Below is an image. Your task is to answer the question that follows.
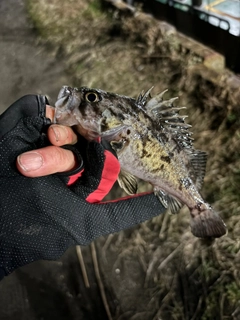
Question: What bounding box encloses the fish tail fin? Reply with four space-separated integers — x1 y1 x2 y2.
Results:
190 207 227 238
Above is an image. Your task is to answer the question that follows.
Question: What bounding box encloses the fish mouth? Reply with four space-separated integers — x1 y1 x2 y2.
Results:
54 86 81 125
55 86 80 112
57 86 72 100
54 86 101 140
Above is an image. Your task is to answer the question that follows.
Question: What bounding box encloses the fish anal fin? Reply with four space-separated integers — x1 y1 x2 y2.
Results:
118 170 138 195
190 208 227 238
190 150 207 190
167 195 182 214
154 189 182 214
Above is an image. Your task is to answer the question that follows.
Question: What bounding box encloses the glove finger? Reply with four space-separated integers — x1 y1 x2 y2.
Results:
70 140 120 202
86 148 120 202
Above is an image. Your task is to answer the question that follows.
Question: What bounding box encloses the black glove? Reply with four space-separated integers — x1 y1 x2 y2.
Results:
0 95 165 280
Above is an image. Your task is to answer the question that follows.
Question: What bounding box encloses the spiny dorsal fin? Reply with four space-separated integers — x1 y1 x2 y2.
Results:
144 89 168 110
118 169 138 195
144 89 193 150
150 97 179 113
136 86 154 107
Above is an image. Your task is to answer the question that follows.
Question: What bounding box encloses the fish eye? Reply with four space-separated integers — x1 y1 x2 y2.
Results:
85 92 100 103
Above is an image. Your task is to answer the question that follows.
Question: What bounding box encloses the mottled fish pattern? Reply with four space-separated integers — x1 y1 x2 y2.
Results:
54 86 227 238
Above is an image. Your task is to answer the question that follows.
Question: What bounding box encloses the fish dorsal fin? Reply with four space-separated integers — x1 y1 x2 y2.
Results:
118 169 138 195
189 150 207 190
136 86 154 107
144 89 168 109
144 89 193 149
146 91 185 124
155 189 182 214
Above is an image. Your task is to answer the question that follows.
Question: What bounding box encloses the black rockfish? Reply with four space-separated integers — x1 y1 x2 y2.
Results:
54 86 227 238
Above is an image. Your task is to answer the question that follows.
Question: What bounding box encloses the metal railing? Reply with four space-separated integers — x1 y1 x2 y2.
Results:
169 0 231 32
124 0 235 35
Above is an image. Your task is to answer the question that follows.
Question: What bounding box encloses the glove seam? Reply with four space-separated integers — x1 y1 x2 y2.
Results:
56 145 84 177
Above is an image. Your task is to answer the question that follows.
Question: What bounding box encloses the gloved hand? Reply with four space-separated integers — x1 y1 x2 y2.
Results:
0 95 165 280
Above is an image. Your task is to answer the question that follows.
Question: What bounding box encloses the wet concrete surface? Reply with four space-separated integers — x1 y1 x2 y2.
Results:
0 1 106 319
0 0 70 113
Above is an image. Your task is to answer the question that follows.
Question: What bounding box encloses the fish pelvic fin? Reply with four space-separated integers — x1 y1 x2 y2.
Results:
190 207 227 238
118 169 138 195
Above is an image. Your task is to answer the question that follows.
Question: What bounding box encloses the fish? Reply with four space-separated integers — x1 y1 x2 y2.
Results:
54 85 227 238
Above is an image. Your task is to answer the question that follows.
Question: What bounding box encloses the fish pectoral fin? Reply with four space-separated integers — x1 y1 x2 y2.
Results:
118 170 138 195
110 140 124 153
155 189 182 214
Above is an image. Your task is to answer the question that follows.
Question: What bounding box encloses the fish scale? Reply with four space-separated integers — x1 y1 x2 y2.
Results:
54 86 227 238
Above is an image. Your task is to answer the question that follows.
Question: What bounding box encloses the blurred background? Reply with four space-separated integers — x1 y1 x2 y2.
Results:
0 0 240 319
